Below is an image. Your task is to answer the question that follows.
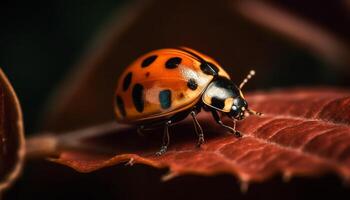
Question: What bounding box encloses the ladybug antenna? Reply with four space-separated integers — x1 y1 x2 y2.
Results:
239 70 255 89
247 108 263 116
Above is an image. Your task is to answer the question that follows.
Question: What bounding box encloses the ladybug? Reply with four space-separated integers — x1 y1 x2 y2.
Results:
114 47 262 155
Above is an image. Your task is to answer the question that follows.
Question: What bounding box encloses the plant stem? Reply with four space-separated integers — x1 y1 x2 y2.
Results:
25 122 132 159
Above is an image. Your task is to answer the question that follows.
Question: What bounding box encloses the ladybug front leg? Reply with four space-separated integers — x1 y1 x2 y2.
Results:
156 120 172 156
211 110 242 138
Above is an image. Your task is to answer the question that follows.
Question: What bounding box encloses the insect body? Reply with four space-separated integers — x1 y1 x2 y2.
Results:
114 47 261 155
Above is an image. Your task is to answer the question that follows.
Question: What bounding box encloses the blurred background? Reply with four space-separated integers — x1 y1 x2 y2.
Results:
1 0 350 134
1 0 127 133
1 0 349 199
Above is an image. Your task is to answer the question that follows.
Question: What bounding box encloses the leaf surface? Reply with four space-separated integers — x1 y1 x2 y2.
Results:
52 88 350 184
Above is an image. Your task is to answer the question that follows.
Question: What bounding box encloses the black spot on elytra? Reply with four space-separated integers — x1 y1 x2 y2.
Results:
159 90 172 109
122 72 132 91
116 95 126 117
200 62 219 76
178 93 185 99
141 55 157 68
132 84 144 112
165 57 182 69
211 97 225 109
187 78 198 90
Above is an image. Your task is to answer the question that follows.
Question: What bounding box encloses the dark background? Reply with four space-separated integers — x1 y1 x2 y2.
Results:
1 0 350 199
1 0 350 134
0 0 126 133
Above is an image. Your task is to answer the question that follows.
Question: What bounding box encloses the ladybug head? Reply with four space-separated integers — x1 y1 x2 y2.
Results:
228 70 262 120
202 70 262 119
229 96 248 120
227 95 262 120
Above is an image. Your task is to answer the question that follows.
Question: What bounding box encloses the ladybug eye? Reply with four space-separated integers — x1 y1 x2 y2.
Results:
230 105 240 118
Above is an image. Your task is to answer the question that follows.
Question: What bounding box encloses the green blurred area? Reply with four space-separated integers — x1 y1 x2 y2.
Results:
0 0 126 133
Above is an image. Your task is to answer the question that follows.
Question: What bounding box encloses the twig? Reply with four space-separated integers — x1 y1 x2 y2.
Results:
233 0 350 69
26 122 132 159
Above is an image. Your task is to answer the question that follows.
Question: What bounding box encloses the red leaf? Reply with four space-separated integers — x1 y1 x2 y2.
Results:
0 69 25 191
51 87 350 185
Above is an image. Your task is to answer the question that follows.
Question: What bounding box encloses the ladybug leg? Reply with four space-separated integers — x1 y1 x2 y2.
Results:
190 111 204 147
137 125 145 136
137 123 162 136
137 120 168 136
156 120 172 156
211 110 242 137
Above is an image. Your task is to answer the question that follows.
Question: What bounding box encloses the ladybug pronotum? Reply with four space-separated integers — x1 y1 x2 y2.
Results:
114 47 262 155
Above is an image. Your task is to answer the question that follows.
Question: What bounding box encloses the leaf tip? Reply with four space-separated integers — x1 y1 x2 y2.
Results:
238 173 251 193
161 171 179 182
283 171 293 182
239 181 250 193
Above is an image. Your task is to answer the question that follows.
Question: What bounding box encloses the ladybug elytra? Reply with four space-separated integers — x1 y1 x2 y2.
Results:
114 47 262 155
